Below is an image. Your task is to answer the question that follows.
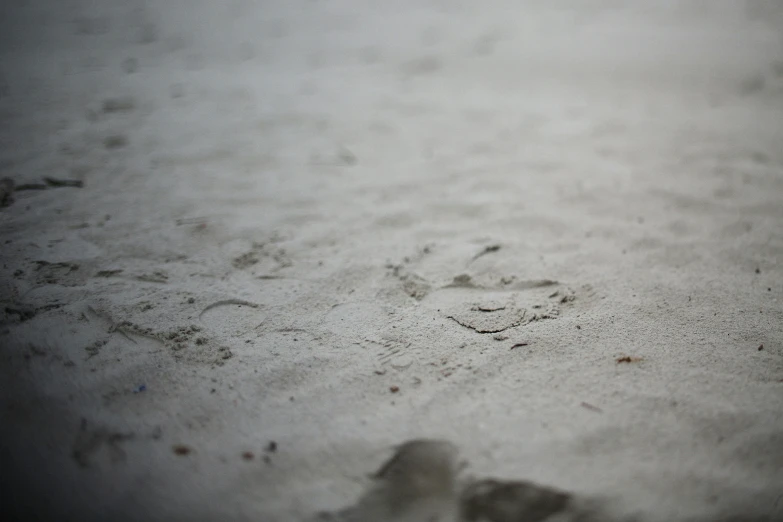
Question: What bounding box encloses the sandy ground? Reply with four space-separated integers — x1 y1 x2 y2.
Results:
1 1 783 521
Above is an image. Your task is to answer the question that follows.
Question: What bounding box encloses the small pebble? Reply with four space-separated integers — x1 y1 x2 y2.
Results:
172 444 192 456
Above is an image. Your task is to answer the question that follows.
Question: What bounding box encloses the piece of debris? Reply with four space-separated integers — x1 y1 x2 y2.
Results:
616 356 643 364
374 370 386 375
132 384 146 394
580 402 603 413
44 177 84 188
172 444 193 456
471 244 501 263
389 386 400 393
576 325 581 330
242 451 255 461
493 334 509 341
755 267 761 274
266 441 277 453
758 344 764 351
510 342 529 350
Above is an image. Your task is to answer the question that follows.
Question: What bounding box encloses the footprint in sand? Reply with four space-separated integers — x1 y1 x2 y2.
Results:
424 275 568 334
388 244 585 336
321 302 428 371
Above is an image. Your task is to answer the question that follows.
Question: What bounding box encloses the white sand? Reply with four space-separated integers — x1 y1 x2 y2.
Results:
1 1 782 521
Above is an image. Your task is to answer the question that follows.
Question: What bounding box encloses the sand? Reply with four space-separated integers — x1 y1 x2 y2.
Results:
1 1 782 521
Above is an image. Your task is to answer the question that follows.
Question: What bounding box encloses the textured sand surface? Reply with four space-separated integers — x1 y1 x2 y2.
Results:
1 1 783 521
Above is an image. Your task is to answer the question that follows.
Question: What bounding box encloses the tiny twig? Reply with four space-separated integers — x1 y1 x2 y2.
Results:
580 402 603 413
470 244 501 263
